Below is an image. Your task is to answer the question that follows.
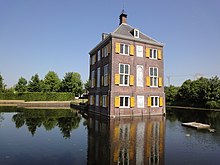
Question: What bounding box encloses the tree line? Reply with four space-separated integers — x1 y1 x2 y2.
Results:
165 76 220 109
0 71 89 97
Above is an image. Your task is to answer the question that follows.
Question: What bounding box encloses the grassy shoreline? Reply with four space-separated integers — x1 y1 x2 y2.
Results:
167 105 220 111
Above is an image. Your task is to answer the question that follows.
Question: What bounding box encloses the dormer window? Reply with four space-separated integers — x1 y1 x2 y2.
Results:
134 29 139 38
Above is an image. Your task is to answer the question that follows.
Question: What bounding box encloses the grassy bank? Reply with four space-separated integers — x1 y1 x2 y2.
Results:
0 92 75 101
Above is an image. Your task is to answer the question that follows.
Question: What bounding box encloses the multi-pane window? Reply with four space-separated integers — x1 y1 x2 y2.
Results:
91 55 96 65
150 49 157 59
90 95 93 105
120 44 129 55
149 67 158 87
97 67 100 88
120 96 130 108
91 70 95 88
103 46 108 58
96 95 99 106
102 95 107 107
104 64 108 86
150 96 159 107
97 50 101 61
119 64 130 86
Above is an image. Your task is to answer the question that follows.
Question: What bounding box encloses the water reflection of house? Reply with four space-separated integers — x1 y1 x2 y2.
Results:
87 115 165 165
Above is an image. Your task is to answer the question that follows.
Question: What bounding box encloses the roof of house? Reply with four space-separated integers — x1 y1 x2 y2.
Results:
89 22 163 54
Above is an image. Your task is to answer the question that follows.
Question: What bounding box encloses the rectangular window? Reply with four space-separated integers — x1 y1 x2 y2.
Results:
92 55 96 65
120 43 129 55
137 95 144 108
97 50 101 61
96 95 99 106
102 95 107 107
97 67 100 88
136 65 143 87
150 96 159 107
103 47 108 58
90 95 93 105
149 67 158 87
119 64 130 86
104 64 108 86
136 45 143 57
91 70 95 88
150 49 158 59
119 96 130 108
134 29 139 38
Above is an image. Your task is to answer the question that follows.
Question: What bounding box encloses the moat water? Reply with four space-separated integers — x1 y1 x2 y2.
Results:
0 106 220 165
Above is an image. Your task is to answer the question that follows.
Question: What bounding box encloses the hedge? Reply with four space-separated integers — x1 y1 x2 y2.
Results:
0 92 75 101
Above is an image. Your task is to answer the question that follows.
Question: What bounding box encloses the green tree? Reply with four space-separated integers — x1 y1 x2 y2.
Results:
27 74 42 92
61 72 83 96
15 77 27 92
84 80 90 94
0 74 6 92
43 71 61 92
165 85 179 105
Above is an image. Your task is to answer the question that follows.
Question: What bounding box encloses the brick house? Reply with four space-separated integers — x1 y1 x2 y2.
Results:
88 12 165 117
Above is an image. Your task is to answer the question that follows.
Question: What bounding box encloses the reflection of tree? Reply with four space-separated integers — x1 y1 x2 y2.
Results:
57 114 81 138
11 109 81 137
0 113 4 127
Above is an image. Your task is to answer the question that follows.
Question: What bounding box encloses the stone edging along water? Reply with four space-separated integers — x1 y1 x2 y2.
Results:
0 100 71 109
167 105 220 111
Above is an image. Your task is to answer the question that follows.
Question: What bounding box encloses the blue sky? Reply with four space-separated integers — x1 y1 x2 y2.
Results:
1 0 220 87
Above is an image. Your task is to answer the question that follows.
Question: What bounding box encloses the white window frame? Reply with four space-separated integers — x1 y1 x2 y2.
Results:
97 50 101 61
137 95 145 108
119 96 130 108
104 64 108 86
91 70 95 88
150 96 159 107
134 29 139 38
97 67 100 88
149 67 158 87
120 43 129 55
136 65 144 87
119 63 130 86
136 45 143 57
96 95 99 106
150 49 158 59
102 95 107 107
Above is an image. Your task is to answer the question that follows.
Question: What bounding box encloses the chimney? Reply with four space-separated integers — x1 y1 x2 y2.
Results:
119 10 127 25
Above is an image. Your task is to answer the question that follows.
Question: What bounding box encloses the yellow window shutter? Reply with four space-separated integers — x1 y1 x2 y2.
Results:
115 96 120 108
94 78 96 86
159 77 163 87
115 43 120 54
102 48 104 58
146 48 150 58
130 97 135 108
129 45 134 56
100 96 102 107
130 75 134 86
115 74 120 85
159 97 163 107
147 97 151 107
158 50 162 60
94 55 96 63
108 74 110 85
146 76 150 86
